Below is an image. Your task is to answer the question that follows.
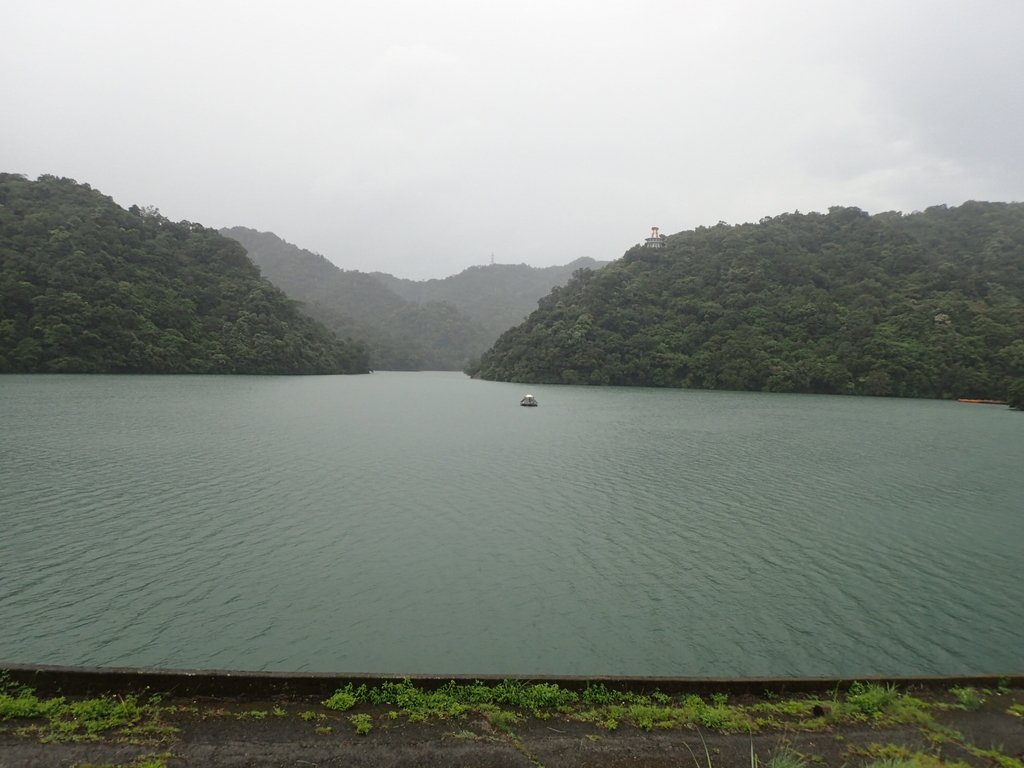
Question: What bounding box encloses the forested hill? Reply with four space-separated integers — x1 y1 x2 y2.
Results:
0 174 369 374
470 203 1024 401
372 258 607 341
220 227 604 371
220 226 491 370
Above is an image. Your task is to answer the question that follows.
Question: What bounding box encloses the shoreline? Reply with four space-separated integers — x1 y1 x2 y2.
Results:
4 661 1022 698
2 667 1022 768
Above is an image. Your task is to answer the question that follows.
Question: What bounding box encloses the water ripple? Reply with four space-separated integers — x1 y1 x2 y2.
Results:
1 374 1021 675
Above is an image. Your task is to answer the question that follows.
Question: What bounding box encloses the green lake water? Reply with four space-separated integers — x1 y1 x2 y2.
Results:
1 372 1020 676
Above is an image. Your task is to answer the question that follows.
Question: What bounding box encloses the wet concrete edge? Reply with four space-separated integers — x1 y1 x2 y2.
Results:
3 663 1021 699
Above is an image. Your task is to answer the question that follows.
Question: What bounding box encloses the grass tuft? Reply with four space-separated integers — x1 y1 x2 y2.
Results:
0 678 173 743
765 748 806 768
949 687 983 711
846 682 902 717
349 713 373 735
323 683 366 711
485 708 522 733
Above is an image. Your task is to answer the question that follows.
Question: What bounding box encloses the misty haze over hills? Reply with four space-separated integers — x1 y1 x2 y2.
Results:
372 258 608 340
221 226 606 371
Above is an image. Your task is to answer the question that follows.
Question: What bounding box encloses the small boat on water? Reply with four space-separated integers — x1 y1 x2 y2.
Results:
520 393 538 407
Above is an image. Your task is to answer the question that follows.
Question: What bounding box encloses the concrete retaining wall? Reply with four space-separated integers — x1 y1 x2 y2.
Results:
3 663 1021 699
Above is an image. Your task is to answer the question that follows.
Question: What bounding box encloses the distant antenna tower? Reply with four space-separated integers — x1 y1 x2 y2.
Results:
644 226 667 248
490 252 495 265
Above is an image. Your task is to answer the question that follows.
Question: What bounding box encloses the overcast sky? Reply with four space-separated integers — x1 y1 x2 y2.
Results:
3 1 1022 279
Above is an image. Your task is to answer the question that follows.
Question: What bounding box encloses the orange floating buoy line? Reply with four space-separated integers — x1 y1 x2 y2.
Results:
957 398 1008 405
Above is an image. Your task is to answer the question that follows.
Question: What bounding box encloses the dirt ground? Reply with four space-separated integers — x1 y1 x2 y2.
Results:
1 686 1021 768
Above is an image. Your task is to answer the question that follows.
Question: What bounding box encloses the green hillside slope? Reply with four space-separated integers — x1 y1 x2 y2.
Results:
470 203 1024 400
0 174 368 374
221 226 492 370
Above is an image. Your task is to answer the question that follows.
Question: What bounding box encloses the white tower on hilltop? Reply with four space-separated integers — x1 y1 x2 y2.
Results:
644 226 666 248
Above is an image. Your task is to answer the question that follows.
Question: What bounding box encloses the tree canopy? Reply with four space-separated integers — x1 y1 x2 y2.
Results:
0 174 368 374
469 203 1024 400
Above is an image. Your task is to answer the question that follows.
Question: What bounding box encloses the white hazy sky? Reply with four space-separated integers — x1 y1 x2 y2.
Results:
3 1 1022 279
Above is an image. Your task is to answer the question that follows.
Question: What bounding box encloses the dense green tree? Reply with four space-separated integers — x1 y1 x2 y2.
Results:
470 203 1024 400
1008 380 1024 409
0 174 368 374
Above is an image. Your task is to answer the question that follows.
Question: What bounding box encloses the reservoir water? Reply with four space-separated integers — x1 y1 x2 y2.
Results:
1 372 1021 677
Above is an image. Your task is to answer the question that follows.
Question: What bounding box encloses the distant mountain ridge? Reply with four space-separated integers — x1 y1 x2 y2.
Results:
220 226 488 370
0 174 368 374
470 202 1024 401
221 226 606 370
373 257 607 341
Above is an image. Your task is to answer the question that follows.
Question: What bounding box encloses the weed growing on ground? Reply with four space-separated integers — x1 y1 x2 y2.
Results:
626 703 676 730
750 696 822 719
349 713 373 735
0 688 64 720
0 679 173 744
577 705 623 730
9 674 1010 754
484 708 522 733
484 679 578 714
581 682 671 707
961 745 1024 768
949 687 983 711
847 682 902 717
765 748 806 768
581 683 625 705
322 678 584 721
366 680 469 720
850 741 983 768
323 684 365 711
235 709 268 720
314 680 792 732
947 687 971 709
826 682 935 729
863 760 916 768
447 729 484 740
860 753 972 768
50 695 144 737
